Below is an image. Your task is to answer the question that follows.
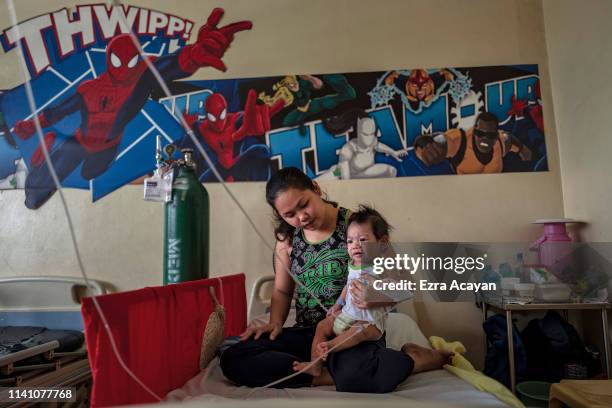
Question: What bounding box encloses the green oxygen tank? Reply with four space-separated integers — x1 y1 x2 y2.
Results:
163 148 209 284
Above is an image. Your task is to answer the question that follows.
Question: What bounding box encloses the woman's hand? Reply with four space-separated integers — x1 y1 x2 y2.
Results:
239 321 282 341
327 303 342 317
350 273 394 309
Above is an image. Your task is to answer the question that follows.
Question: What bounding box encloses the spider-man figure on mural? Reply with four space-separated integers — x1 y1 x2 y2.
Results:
504 79 547 171
183 89 284 182
12 8 251 209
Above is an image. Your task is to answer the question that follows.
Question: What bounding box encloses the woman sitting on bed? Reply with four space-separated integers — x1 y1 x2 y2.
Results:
220 167 451 392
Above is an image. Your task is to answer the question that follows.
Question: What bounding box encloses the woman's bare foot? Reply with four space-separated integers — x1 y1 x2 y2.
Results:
292 360 322 376
311 367 334 387
401 342 454 373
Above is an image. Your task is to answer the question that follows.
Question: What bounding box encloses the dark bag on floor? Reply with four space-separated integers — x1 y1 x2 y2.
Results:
521 310 590 382
483 314 527 388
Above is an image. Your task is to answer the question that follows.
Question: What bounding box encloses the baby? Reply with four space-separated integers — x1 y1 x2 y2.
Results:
293 205 396 376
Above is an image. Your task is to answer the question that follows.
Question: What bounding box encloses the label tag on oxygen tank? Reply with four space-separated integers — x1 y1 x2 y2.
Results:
144 170 173 202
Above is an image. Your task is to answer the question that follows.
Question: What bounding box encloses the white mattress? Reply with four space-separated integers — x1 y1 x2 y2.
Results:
165 358 509 408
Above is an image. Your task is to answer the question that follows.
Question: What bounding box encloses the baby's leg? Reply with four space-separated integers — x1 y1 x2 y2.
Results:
293 316 335 376
312 315 335 358
320 322 381 357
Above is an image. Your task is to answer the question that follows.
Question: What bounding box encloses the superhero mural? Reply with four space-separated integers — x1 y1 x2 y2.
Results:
0 6 548 210
0 5 251 209
154 66 547 182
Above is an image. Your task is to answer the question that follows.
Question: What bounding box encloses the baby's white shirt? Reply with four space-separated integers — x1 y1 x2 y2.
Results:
341 263 388 333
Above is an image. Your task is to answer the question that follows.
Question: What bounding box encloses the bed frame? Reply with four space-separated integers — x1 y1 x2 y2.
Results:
0 276 105 404
248 275 275 322
0 276 105 330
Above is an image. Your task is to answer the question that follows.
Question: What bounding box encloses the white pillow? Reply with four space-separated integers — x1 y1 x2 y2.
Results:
385 312 430 350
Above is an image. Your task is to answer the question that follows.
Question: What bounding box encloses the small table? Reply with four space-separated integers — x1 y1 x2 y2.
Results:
481 299 611 394
549 379 612 408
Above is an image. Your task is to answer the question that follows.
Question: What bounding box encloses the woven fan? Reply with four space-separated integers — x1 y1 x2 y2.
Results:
199 285 225 370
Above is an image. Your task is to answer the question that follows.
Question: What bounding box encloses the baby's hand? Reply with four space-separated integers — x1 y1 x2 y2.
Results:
327 303 342 317
316 341 331 361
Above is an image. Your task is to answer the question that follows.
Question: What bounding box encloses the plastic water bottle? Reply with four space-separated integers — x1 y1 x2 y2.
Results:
515 253 527 283
499 262 514 278
481 265 502 301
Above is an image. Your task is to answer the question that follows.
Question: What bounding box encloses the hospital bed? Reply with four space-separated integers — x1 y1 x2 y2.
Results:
164 275 511 407
0 276 105 406
79 274 514 407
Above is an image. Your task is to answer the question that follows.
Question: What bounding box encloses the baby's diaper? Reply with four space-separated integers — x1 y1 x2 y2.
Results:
332 312 356 335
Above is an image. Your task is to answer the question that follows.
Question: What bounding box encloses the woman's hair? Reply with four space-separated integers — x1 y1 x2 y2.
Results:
347 204 393 240
265 167 336 242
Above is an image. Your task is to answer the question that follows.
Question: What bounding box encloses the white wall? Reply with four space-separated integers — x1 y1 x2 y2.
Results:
0 0 564 367
543 0 612 367
543 0 612 241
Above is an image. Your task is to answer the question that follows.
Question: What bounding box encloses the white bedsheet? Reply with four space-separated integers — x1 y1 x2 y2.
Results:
165 358 509 408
